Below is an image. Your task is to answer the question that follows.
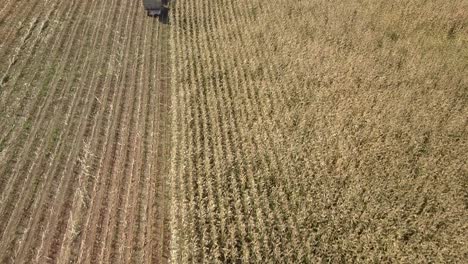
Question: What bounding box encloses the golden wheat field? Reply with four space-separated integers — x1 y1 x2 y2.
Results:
169 0 467 262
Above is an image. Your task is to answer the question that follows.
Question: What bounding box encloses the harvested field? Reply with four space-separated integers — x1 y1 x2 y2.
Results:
0 0 170 263
169 0 467 262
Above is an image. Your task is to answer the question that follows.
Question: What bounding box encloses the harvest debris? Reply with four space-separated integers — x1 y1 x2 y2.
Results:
0 0 170 263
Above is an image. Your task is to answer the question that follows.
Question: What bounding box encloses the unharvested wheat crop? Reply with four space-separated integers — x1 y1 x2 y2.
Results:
169 0 468 262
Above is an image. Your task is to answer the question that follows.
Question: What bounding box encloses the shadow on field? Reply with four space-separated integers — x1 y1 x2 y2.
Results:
158 7 170 24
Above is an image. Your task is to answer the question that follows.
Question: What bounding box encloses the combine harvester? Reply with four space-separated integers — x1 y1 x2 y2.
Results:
143 0 165 17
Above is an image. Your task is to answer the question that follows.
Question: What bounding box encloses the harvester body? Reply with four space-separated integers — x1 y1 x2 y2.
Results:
143 0 163 16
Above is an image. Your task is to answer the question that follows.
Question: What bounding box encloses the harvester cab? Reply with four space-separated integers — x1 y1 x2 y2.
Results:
143 0 165 17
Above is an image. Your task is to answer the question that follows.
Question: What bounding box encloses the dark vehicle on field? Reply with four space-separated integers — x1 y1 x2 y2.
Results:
143 0 164 16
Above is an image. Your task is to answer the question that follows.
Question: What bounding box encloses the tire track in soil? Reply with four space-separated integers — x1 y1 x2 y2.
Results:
158 21 172 263
155 10 173 263
139 21 157 264
128 17 156 264
127 16 170 264
146 17 168 263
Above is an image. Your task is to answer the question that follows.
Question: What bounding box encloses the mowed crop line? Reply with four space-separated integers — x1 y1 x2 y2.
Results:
74 2 142 263
116 18 151 263
58 0 131 260
0 0 58 83
119 18 150 263
161 21 172 263
0 0 90 235
35 0 134 261
0 0 130 260
0 0 106 260
0 0 80 198
150 17 171 263
0 1 76 138
143 20 158 264
144 16 171 263
57 0 138 261
134 17 157 264
97 8 146 264
1 0 172 263
0 0 85 241
118 16 157 264
69 5 136 263
0 0 63 139
86 7 143 264
21 0 124 261
0 0 39 25
2 0 98 228
0 0 72 196
113 13 164 262
0 0 43 57
0 0 77 189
